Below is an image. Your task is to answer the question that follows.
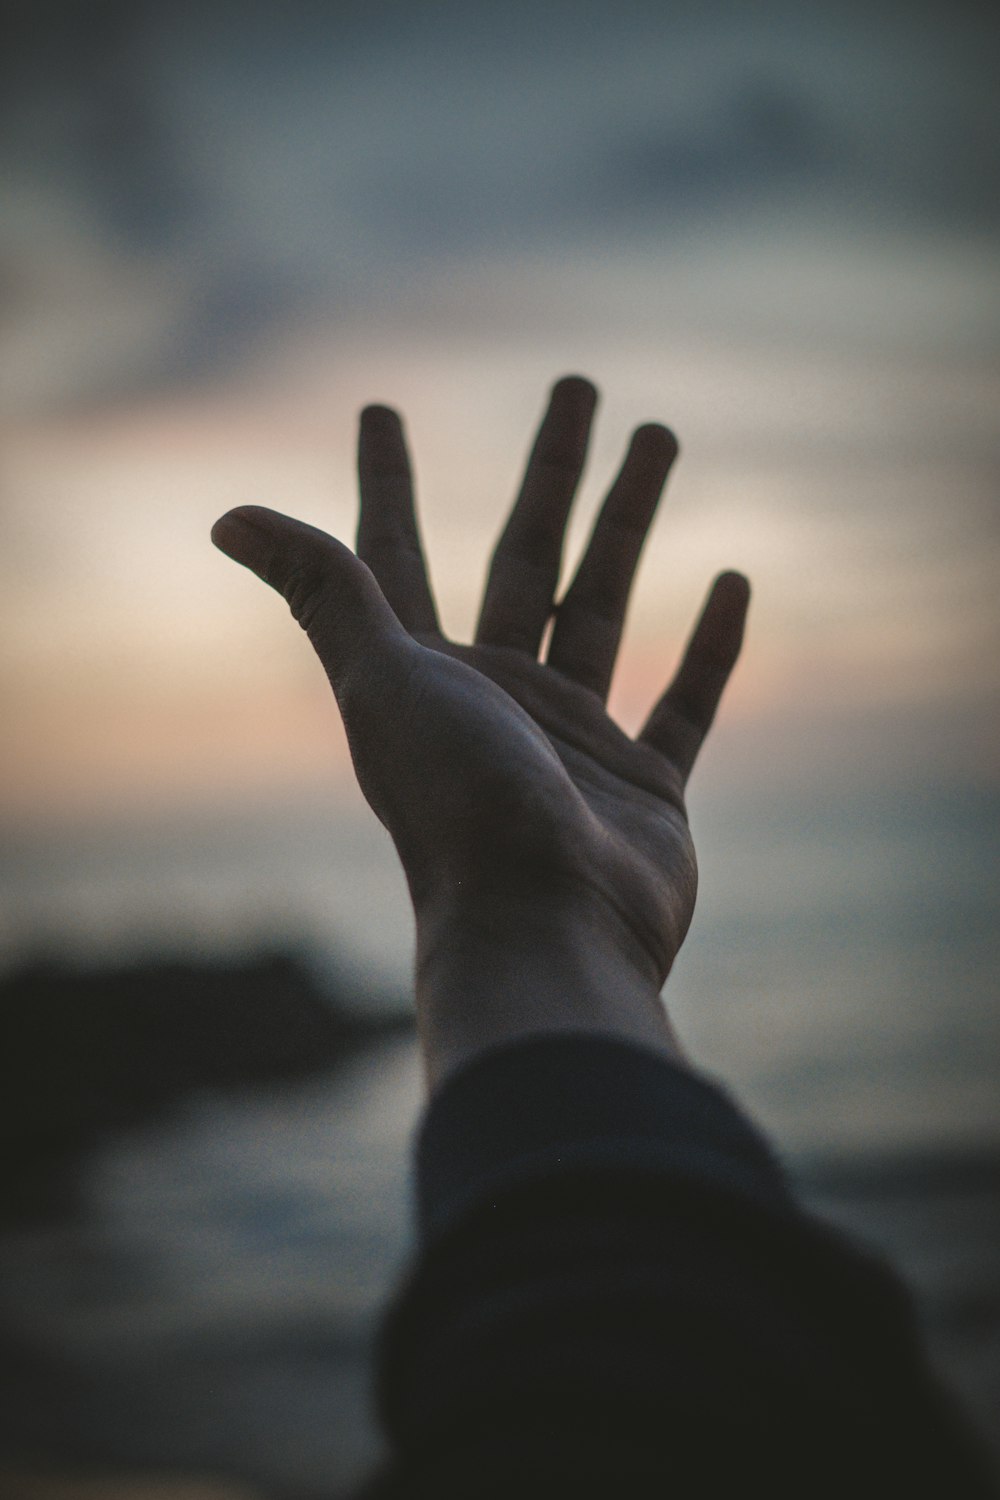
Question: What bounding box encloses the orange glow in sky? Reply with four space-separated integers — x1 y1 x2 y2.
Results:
3 321 997 823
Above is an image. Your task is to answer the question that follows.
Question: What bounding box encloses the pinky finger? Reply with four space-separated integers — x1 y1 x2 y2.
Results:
638 571 750 782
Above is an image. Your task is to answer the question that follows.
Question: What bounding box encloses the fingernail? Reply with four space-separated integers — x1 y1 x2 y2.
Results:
211 509 268 561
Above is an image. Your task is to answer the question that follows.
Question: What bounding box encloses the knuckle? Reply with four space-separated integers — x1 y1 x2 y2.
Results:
281 558 328 633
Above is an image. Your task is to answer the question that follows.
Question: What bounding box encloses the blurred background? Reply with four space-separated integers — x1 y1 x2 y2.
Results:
1 1 997 1495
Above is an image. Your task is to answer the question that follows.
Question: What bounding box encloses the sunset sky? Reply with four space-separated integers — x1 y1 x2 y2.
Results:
1 1 997 996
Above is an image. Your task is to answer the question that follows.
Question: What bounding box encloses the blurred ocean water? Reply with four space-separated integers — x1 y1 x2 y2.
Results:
1 1035 997 1497
2 779 996 1153
674 780 1000 1157
1 781 998 1494
0 1040 420 1496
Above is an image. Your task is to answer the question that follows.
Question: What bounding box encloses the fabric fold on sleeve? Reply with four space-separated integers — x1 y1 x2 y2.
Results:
369 1032 998 1498
414 1031 792 1242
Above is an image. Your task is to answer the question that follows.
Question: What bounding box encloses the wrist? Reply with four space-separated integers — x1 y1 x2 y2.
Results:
412 879 687 1092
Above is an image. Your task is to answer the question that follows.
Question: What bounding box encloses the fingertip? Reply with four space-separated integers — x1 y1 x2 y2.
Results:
631 422 679 464
551 373 598 407
700 571 751 665
212 504 272 535
713 570 751 606
211 506 275 562
359 403 403 429
210 513 236 550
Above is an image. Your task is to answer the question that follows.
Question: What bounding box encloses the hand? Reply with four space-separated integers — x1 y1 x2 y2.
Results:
212 376 749 1083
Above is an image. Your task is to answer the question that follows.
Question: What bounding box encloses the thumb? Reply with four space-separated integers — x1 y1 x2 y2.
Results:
211 505 407 693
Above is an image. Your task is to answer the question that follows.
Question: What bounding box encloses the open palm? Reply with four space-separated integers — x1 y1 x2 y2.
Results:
212 376 749 989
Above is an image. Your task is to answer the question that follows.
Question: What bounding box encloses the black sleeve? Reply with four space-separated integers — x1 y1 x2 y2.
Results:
364 1034 996 1498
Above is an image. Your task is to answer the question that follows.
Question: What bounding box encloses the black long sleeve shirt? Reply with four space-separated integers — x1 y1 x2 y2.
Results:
363 1034 995 1497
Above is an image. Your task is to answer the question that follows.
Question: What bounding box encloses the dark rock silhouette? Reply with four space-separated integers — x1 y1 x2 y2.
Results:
1 947 412 1220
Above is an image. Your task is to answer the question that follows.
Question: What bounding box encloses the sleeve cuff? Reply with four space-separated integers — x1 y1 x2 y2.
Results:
414 1032 793 1241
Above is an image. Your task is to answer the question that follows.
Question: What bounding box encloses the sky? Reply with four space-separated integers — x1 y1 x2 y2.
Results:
1 0 997 985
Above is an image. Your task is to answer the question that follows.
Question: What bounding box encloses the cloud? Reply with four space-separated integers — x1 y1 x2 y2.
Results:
1 0 997 411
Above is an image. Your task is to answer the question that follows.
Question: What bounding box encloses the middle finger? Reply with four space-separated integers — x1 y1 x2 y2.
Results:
475 375 597 654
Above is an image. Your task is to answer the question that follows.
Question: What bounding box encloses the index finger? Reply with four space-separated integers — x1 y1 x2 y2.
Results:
357 404 440 636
